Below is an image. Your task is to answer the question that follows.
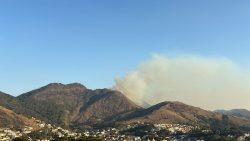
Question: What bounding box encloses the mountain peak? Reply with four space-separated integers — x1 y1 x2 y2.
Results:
45 83 87 90
18 83 88 101
38 82 88 93
46 82 64 86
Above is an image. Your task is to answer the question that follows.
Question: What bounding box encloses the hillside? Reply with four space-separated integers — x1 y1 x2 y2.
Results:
118 101 250 129
0 106 37 129
17 83 140 128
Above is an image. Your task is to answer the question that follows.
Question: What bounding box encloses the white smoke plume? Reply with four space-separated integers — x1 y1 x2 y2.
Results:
114 54 250 110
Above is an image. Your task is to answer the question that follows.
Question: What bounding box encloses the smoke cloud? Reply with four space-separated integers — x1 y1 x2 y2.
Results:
114 54 250 110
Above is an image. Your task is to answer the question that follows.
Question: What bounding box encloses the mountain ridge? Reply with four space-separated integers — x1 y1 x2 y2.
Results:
15 83 140 128
117 101 250 129
216 109 250 120
1 83 250 130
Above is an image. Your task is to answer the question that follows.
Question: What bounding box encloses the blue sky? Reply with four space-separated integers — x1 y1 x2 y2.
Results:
0 0 250 96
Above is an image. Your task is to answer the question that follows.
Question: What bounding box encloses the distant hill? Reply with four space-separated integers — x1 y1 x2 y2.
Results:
17 83 140 128
118 101 250 129
215 109 250 120
0 106 37 129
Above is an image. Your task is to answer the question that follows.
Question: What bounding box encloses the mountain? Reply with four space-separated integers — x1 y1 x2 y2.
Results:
0 106 37 129
215 109 250 120
118 101 250 129
2 83 250 131
17 83 140 128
